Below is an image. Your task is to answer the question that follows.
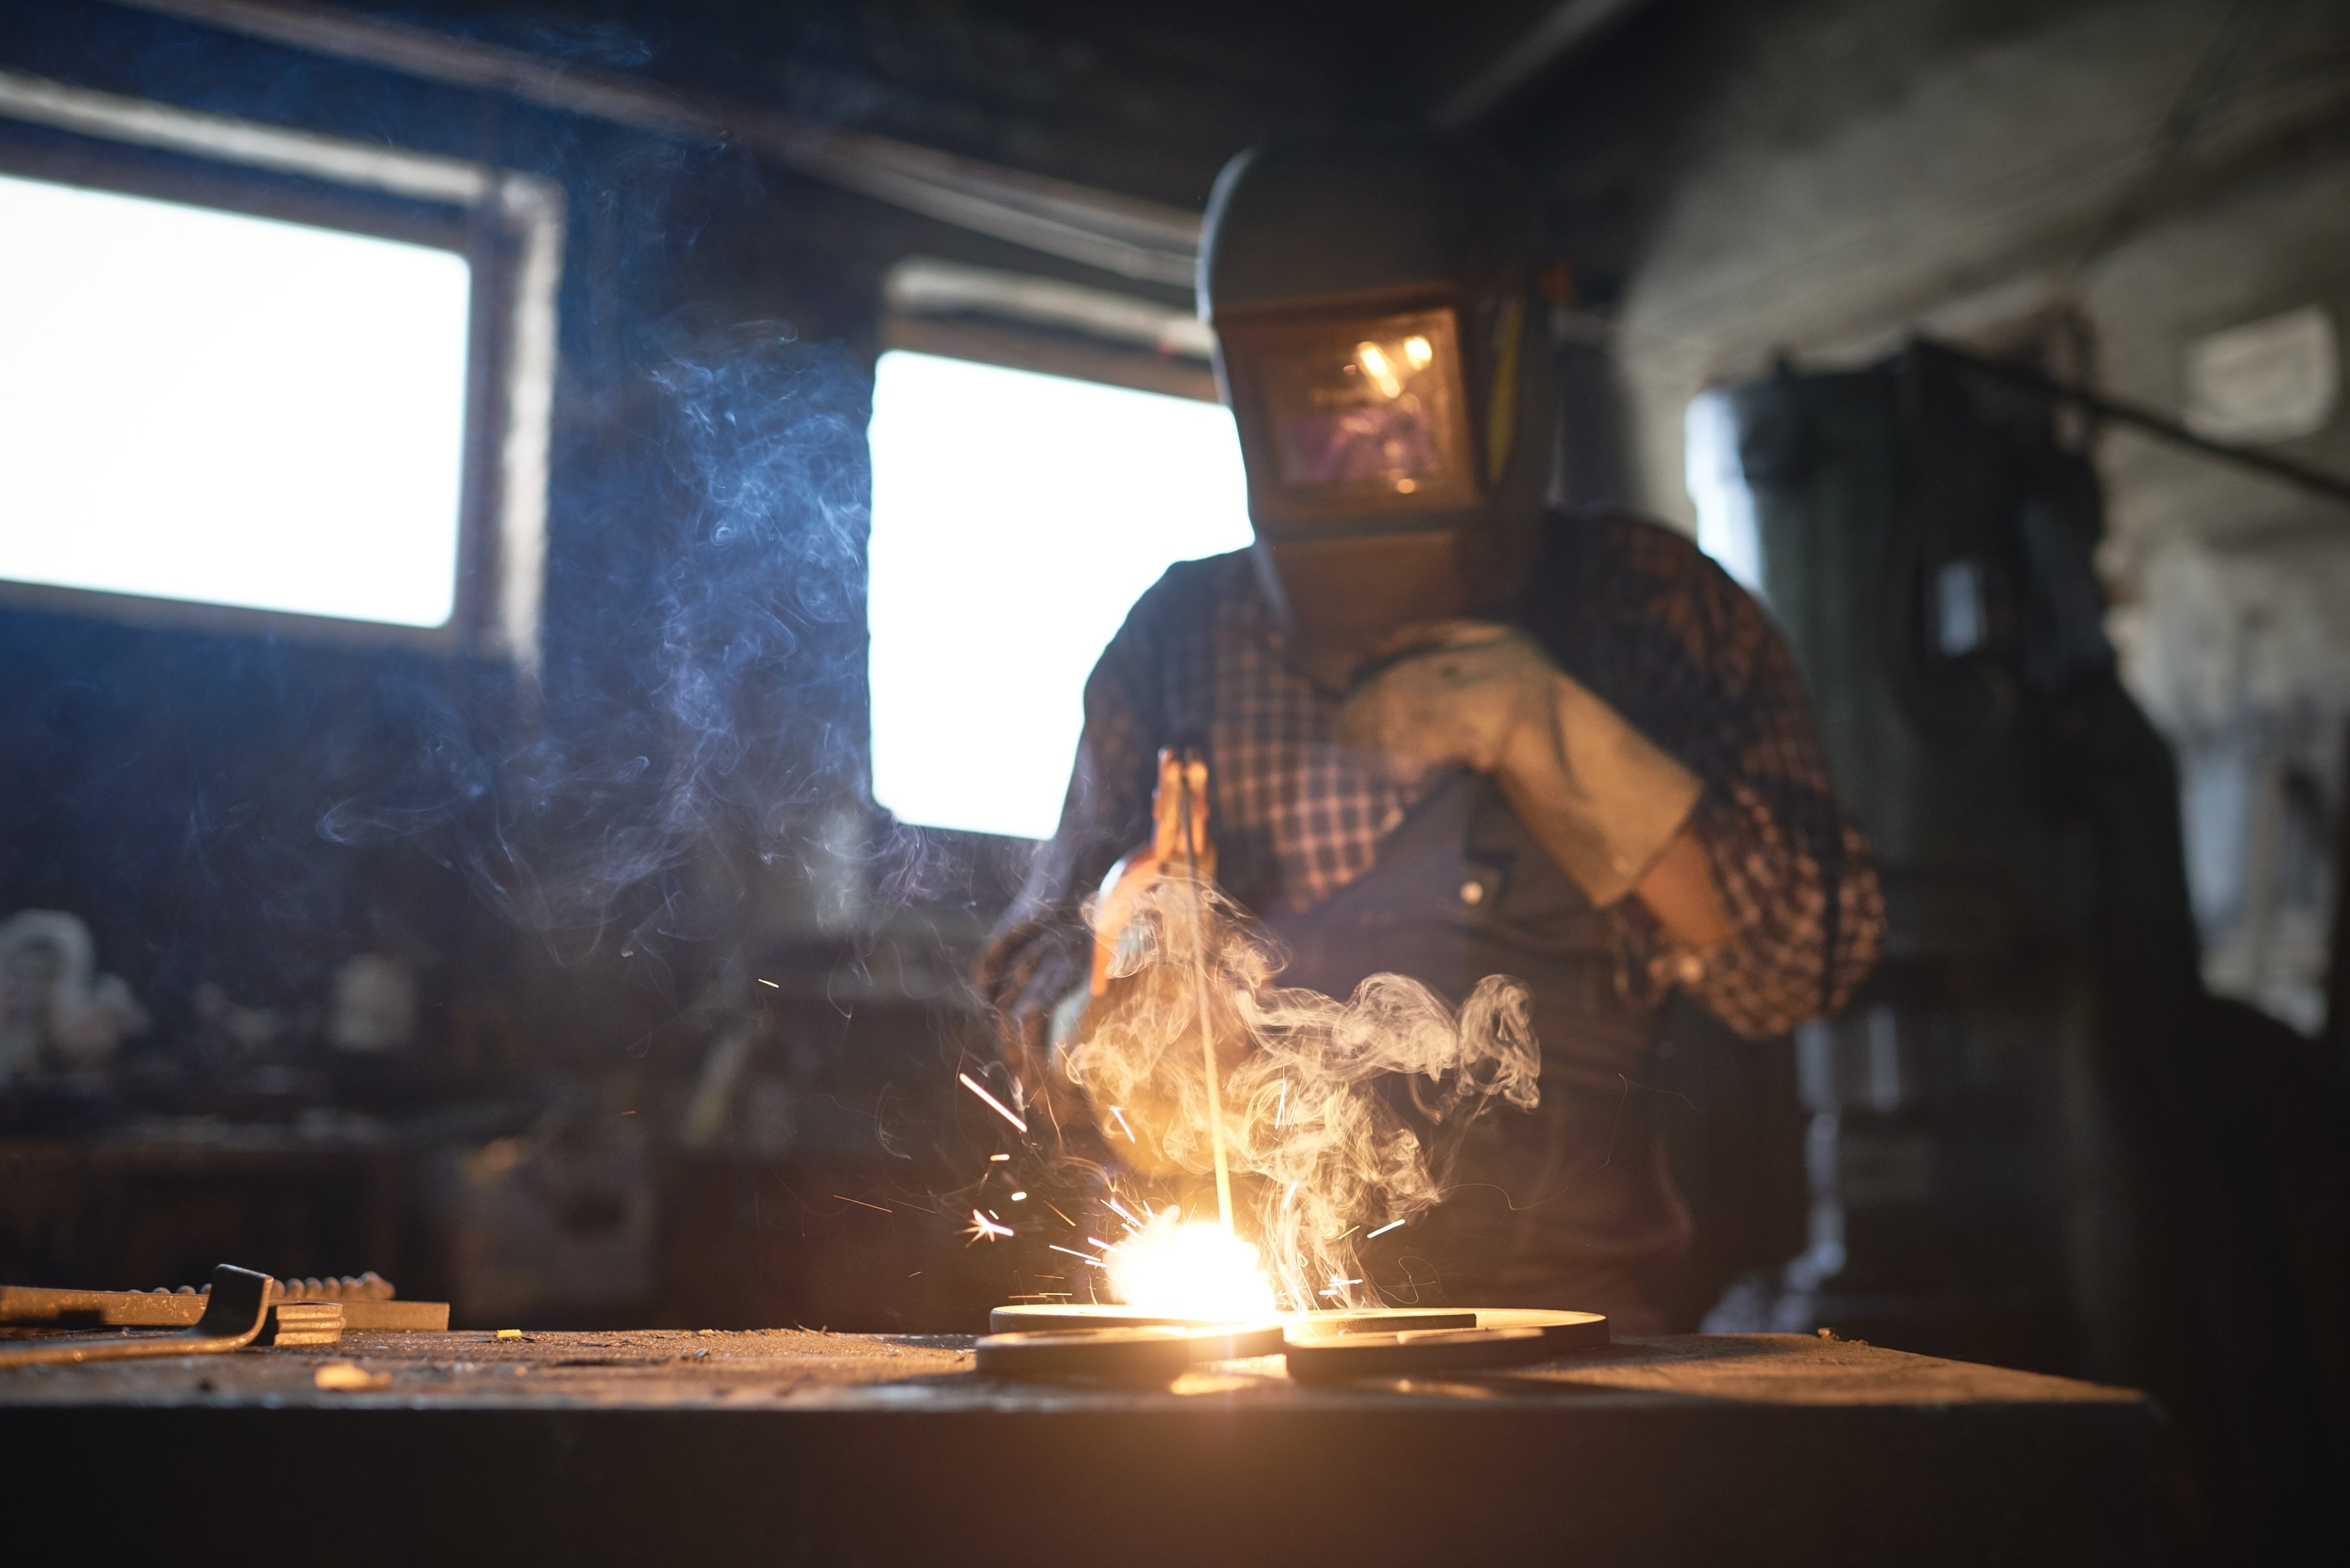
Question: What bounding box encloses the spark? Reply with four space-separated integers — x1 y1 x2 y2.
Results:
1275 1081 1287 1127
1104 1197 1141 1230
1042 1200 1077 1226
1108 1105 1137 1142
1086 1236 1126 1253
989 1152 1010 1162
755 977 780 989
1366 1219 1405 1239
1010 1191 1028 1202
965 1209 1014 1244
958 1071 1028 1133
1283 1181 1300 1209
833 1195 891 1214
1047 1244 1107 1267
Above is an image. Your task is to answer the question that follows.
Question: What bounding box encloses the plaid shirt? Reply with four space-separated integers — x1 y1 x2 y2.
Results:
980 511 1883 1046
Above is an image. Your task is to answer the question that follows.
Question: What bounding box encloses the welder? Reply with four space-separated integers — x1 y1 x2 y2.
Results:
979 131 1883 1328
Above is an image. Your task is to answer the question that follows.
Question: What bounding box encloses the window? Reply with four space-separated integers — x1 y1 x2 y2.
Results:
0 173 472 628
867 351 1254 840
0 70 561 665
1685 389 1764 595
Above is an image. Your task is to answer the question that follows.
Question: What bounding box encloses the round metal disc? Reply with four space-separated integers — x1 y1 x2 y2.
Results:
1474 1308 1611 1350
990 1303 1480 1334
989 1304 1259 1334
975 1322 1287 1379
1284 1308 1479 1334
1282 1325 1551 1381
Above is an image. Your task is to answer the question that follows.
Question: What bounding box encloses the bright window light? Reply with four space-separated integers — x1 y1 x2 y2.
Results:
868 351 1254 840
0 172 473 628
1685 390 1764 597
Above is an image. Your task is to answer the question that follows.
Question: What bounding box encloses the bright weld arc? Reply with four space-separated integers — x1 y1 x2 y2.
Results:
958 1071 1029 1133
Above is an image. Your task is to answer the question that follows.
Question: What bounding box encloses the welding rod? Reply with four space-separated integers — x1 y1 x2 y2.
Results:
1174 749 1235 1234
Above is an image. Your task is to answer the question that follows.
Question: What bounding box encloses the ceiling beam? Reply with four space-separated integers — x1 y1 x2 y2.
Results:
105 0 1204 286
1430 0 1658 128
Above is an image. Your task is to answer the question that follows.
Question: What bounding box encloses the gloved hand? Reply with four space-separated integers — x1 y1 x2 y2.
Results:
1334 621 1704 908
1068 747 1240 1176
1089 748 1215 996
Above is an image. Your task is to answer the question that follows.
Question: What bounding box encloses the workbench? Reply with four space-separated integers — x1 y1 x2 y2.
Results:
1 1328 2157 1565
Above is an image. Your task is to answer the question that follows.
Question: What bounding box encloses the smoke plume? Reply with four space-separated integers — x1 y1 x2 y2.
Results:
1064 873 1540 1311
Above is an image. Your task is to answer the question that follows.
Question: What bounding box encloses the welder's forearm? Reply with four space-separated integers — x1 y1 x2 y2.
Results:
1492 672 1708 910
1667 790 1887 1039
1633 825 1734 947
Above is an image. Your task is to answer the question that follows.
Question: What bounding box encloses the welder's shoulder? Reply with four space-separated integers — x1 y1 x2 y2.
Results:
1537 508 1762 623
1540 508 1715 583
1108 548 1252 642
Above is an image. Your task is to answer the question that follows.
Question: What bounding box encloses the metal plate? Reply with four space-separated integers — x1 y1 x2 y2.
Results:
1282 1325 1550 1381
988 1303 1477 1334
1473 1308 1610 1350
975 1322 1287 1379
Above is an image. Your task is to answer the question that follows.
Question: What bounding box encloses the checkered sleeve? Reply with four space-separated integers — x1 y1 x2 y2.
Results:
1542 516 1884 1039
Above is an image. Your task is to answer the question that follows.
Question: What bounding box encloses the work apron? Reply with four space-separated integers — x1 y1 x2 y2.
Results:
1256 769 1689 1322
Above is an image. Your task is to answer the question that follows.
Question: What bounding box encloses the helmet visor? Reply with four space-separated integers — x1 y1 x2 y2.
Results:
1219 304 1478 532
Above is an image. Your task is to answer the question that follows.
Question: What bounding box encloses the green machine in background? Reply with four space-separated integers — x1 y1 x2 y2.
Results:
1700 342 2344 1557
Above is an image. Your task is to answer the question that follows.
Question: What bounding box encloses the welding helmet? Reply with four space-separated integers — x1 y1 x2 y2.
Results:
1199 132 1552 649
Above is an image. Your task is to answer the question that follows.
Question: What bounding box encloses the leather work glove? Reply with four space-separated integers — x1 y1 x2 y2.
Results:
1334 621 1704 909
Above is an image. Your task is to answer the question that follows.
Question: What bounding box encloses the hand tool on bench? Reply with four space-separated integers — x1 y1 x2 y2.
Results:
0 1270 448 1332
0 1263 273 1368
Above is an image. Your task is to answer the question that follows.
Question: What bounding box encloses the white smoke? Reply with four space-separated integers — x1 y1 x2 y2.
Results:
1063 873 1540 1310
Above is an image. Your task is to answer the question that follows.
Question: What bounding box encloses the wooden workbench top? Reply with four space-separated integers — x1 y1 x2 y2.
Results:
0 1330 2158 1565
0 1325 2142 1411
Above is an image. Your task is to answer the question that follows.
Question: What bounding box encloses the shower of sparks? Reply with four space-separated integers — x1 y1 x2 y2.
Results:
1366 1219 1405 1239
958 1071 1029 1133
965 1209 1014 1243
1108 1105 1137 1142
1048 1244 1107 1267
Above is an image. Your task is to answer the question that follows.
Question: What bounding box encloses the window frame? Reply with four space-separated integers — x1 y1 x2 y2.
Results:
0 70 561 673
